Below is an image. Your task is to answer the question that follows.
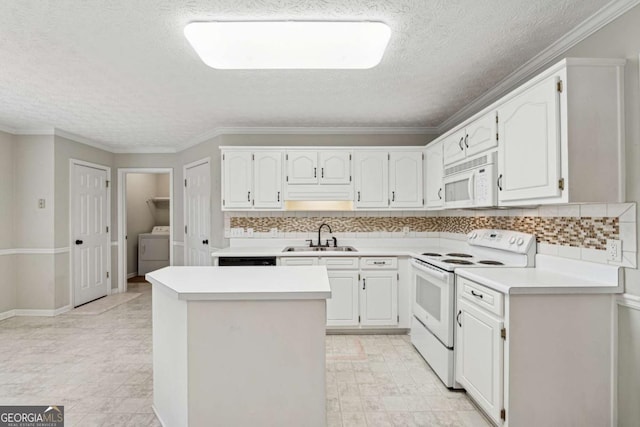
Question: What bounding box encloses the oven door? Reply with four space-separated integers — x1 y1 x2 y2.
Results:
411 259 455 348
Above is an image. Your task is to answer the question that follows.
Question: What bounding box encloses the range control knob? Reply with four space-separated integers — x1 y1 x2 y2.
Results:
517 237 525 246
471 232 478 239
509 236 516 244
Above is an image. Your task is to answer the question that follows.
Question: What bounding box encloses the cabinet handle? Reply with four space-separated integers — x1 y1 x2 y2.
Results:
456 310 462 327
202 239 209 245
459 137 464 151
277 191 280 202
321 168 324 178
373 261 385 265
392 191 395 202
247 191 251 201
314 167 317 178
357 191 361 202
75 239 83 245
362 278 366 290
471 290 484 299
497 174 503 191
438 188 442 200
464 134 469 148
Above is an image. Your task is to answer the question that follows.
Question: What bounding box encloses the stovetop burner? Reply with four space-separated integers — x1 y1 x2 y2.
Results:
422 252 442 257
478 260 504 265
446 253 473 258
443 259 474 265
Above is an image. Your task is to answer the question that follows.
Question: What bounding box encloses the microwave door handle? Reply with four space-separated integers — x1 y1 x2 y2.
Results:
467 172 475 202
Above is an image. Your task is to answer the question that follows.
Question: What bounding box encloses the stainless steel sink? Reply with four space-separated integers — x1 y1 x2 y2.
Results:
282 246 357 253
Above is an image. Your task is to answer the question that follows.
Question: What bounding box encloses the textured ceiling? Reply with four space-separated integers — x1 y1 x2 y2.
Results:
0 0 610 149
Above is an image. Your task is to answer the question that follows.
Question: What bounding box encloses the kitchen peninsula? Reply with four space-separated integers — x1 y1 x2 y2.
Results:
146 266 331 427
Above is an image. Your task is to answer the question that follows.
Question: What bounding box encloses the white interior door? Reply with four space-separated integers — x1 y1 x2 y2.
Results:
72 163 110 306
184 160 211 266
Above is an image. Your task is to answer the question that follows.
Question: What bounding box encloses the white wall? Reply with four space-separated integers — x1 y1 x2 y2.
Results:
125 173 169 276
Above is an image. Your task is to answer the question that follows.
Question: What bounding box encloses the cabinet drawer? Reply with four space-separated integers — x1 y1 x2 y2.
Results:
279 257 318 266
319 257 359 270
458 277 504 317
360 257 397 270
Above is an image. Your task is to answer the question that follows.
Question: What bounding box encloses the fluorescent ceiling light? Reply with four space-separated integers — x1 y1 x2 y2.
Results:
184 21 391 70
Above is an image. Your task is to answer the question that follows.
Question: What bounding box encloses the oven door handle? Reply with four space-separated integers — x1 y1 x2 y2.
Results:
467 171 475 202
410 259 449 282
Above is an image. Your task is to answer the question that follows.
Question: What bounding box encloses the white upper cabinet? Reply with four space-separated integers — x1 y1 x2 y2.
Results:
319 151 351 184
443 130 467 165
465 112 498 157
286 151 318 184
222 151 253 209
425 141 444 208
497 58 624 205
443 113 497 166
222 150 283 210
389 151 424 208
354 151 389 208
253 151 283 209
498 75 561 203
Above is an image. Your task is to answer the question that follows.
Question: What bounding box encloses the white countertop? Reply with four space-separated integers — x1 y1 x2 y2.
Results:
456 254 623 295
146 266 332 301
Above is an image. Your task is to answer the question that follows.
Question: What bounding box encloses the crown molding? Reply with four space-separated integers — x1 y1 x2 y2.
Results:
111 146 177 154
54 129 117 153
438 0 640 132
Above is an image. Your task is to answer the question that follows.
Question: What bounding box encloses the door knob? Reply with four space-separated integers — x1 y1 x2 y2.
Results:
203 239 209 245
75 240 83 245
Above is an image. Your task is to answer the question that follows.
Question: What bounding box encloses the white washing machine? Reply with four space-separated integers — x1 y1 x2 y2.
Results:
138 226 170 275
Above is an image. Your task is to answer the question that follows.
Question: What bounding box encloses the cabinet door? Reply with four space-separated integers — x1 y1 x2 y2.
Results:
360 271 398 326
253 151 283 209
286 151 318 184
465 111 498 157
222 151 252 209
389 151 424 208
354 151 389 208
443 130 466 166
279 257 318 266
498 75 561 203
425 142 444 208
326 271 359 326
319 151 351 185
455 299 504 425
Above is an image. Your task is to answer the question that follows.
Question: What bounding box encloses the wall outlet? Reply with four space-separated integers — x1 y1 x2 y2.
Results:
246 228 254 237
38 198 45 209
230 228 244 238
270 228 278 237
607 239 622 262
402 226 410 236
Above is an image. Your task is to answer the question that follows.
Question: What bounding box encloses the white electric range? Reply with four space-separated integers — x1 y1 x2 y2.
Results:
410 229 536 388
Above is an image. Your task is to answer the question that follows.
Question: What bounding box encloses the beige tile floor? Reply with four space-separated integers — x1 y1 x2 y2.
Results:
0 282 491 427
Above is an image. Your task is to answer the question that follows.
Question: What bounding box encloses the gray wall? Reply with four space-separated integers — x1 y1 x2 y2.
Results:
0 130 15 313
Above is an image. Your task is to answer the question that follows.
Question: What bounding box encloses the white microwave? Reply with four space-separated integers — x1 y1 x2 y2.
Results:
443 153 497 208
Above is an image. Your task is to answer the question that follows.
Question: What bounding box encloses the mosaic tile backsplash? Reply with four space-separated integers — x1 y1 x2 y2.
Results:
230 215 619 250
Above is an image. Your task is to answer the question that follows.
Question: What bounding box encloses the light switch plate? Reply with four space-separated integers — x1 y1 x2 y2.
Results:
270 228 278 237
38 199 46 209
246 228 254 237
607 239 622 262
402 226 410 236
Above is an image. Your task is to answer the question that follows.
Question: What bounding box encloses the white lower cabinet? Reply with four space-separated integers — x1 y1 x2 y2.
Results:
326 271 359 326
456 298 504 424
455 276 616 426
280 256 401 328
360 271 398 326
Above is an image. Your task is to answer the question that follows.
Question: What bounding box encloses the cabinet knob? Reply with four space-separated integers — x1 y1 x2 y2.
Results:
75 239 83 245
203 239 209 245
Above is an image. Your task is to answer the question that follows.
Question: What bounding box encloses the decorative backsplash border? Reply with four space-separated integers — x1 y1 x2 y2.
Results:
230 215 618 250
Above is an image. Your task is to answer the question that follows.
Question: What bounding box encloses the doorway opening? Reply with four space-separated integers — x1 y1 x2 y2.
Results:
117 168 173 293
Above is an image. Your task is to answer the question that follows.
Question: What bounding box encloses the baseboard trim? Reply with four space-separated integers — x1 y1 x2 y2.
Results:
54 305 72 316
127 272 138 279
617 293 640 311
0 247 70 256
0 309 16 321
152 405 167 427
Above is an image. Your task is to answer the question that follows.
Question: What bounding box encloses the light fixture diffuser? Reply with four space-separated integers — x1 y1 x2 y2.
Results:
183 21 391 70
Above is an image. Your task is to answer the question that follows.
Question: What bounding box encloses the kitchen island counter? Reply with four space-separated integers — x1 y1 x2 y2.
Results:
147 266 330 427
